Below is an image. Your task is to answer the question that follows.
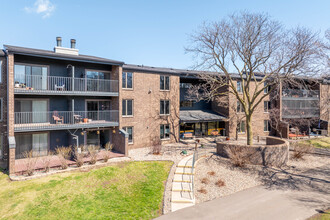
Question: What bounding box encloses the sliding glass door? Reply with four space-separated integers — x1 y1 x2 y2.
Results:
14 64 48 90
86 100 110 121
15 99 48 124
15 133 48 158
32 133 48 157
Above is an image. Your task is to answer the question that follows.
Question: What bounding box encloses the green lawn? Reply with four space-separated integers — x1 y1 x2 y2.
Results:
0 161 172 220
302 137 330 149
308 209 330 220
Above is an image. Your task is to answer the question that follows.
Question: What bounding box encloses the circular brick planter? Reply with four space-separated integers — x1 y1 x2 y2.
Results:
216 136 289 167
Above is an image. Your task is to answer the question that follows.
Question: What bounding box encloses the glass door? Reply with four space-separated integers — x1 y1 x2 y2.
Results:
32 133 48 157
32 100 48 123
87 131 100 146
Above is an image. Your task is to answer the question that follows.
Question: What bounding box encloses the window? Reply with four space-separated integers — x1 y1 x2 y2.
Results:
122 72 133 89
122 99 133 116
15 99 48 123
14 64 48 90
160 75 170 90
0 60 2 83
237 81 243 93
0 98 2 122
264 82 269 94
160 100 170 115
238 121 246 133
15 133 48 159
264 101 271 112
123 127 133 143
264 120 271 132
160 124 170 139
180 100 194 108
237 101 244 113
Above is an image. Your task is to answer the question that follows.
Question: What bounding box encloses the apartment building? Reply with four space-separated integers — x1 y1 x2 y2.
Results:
0 39 329 174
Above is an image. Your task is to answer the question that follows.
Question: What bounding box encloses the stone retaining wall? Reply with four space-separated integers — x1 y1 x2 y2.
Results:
216 136 289 167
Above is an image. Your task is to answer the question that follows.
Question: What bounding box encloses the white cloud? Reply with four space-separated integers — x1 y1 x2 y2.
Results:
24 0 55 18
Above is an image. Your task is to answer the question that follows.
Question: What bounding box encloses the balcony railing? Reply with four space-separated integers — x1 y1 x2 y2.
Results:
282 89 319 99
282 108 320 118
14 75 119 95
14 110 119 132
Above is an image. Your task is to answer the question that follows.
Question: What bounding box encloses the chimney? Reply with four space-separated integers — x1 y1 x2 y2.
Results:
70 39 76 49
54 37 79 55
56 37 62 47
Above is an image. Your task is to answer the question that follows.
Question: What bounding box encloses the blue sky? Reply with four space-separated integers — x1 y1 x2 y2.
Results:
0 0 329 69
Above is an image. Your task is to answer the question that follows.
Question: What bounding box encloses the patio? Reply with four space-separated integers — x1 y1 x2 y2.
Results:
14 150 125 175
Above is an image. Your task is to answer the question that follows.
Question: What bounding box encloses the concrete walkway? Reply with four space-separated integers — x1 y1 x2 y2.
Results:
157 164 330 220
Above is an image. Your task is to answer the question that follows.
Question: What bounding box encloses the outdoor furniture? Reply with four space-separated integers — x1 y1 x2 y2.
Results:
55 84 65 91
74 114 82 123
183 132 193 139
52 111 64 124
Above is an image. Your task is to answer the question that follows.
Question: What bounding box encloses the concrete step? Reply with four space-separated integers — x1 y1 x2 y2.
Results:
177 156 194 167
172 182 193 192
171 202 194 212
171 191 194 202
173 174 193 182
175 167 194 175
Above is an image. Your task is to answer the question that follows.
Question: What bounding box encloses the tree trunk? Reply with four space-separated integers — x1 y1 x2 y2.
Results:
246 115 253 145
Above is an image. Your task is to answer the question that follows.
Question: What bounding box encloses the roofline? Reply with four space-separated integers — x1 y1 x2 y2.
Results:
4 45 124 66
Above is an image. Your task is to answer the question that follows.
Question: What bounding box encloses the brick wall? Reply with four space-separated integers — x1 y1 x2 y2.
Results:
120 70 180 150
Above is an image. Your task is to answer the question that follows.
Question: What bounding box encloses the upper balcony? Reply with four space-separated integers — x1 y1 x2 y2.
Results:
14 75 119 96
282 89 319 101
282 108 320 119
14 110 119 132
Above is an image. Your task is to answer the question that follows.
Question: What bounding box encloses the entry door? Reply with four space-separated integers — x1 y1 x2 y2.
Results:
32 100 48 123
87 101 98 120
32 133 48 157
87 131 100 146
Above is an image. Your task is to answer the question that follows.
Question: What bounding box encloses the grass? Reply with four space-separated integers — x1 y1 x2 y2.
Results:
301 137 330 149
0 161 172 220
308 209 330 220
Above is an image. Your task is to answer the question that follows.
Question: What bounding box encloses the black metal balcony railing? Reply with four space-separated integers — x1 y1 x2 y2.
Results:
14 110 119 131
14 75 119 94
282 89 319 99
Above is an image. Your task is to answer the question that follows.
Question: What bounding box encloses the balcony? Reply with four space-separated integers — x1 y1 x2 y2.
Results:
282 89 319 100
282 108 320 119
14 110 119 132
14 75 119 96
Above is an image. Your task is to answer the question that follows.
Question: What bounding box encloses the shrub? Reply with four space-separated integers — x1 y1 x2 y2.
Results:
88 145 100 165
207 171 216 176
198 188 207 194
74 147 84 167
56 146 72 169
292 142 314 160
103 142 113 162
225 146 253 168
22 151 38 176
215 179 226 187
201 177 210 184
41 151 53 172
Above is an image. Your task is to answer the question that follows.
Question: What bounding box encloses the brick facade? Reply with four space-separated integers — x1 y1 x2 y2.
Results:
120 70 180 150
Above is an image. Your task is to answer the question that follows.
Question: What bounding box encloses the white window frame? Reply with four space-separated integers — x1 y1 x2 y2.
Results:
160 124 170 140
264 120 271 132
264 82 269 94
237 81 243 93
160 75 170 91
122 99 133 117
122 72 133 89
123 126 133 144
237 100 244 113
264 101 271 113
238 120 246 133
160 100 170 115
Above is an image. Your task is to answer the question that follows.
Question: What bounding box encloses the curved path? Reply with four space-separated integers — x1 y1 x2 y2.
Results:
158 163 330 220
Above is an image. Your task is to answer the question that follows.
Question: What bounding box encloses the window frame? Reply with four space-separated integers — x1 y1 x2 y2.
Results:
122 72 133 89
238 120 246 133
160 100 170 115
264 82 269 94
264 120 271 132
237 100 244 113
160 124 170 140
123 126 133 144
237 81 243 93
264 101 271 113
122 99 133 117
160 75 170 91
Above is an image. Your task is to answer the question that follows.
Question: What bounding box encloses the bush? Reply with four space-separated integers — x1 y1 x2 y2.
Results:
201 177 210 184
56 146 72 169
225 146 254 168
292 142 314 160
215 179 226 187
198 188 207 194
103 142 113 162
74 149 84 167
22 151 38 176
150 139 162 155
207 171 215 176
41 151 53 172
88 145 100 165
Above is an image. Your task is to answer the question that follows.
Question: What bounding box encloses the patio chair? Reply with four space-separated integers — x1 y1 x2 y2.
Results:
52 111 64 124
55 84 65 91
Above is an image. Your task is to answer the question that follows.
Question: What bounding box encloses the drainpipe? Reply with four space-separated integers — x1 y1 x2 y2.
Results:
72 65 75 91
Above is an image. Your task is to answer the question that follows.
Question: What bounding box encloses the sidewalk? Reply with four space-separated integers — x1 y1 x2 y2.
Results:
156 164 330 220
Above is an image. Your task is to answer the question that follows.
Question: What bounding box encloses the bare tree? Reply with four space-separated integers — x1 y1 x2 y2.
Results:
186 12 321 145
